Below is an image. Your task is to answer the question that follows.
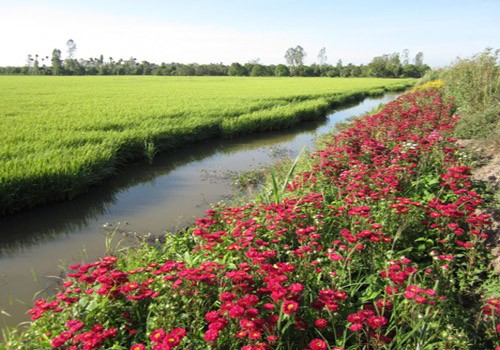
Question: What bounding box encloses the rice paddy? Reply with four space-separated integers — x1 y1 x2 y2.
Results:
0 76 413 213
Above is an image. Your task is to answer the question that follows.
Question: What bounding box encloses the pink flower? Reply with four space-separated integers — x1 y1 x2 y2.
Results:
314 318 328 329
204 329 219 342
349 323 363 331
367 315 387 329
150 329 166 343
309 338 328 350
282 300 299 314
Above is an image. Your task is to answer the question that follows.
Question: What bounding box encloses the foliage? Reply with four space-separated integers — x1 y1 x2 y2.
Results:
368 52 430 79
317 48 327 66
4 88 498 349
274 65 289 77
443 48 500 140
0 41 429 78
416 68 446 85
284 46 306 67
444 48 499 115
228 63 248 77
0 76 413 214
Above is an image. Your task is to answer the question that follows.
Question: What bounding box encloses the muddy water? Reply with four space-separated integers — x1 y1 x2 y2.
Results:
0 94 398 332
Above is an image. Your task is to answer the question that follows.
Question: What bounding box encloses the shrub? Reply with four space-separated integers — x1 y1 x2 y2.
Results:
442 48 499 140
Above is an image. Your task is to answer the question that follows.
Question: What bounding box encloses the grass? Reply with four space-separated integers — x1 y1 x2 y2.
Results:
0 76 413 214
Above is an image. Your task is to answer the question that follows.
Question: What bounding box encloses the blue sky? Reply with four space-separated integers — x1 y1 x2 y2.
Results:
0 0 498 67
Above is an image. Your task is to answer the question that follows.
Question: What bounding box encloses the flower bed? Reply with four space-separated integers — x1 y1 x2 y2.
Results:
7 88 498 349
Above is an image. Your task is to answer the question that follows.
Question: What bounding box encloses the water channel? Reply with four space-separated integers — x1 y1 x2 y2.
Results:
0 93 399 333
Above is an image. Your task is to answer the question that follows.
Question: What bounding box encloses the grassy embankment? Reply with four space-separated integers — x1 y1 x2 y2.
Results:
2 51 499 349
0 76 412 214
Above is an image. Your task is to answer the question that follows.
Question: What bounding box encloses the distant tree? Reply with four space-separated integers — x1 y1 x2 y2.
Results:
26 54 33 68
367 52 421 78
317 47 327 65
250 64 270 77
402 64 422 78
402 49 410 66
309 63 322 77
340 63 354 77
64 57 83 75
51 49 63 75
228 62 248 76
284 45 306 67
368 55 390 77
284 48 294 66
317 64 333 77
177 64 196 76
32 54 40 75
325 68 337 77
387 53 402 77
351 65 362 77
414 52 424 66
66 39 77 59
336 59 343 70
274 64 290 77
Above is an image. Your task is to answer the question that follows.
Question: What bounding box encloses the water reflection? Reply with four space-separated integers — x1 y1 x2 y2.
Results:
0 118 327 258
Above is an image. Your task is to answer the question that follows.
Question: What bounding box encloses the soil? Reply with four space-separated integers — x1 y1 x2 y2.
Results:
457 139 500 274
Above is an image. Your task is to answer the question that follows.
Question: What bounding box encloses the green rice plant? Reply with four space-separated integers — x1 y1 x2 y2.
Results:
143 140 157 165
0 76 414 214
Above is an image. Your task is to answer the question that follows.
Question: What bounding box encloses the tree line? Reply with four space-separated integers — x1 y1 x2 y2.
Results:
0 41 430 78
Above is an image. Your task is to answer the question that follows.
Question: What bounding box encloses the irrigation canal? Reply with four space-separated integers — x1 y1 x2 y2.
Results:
0 93 399 333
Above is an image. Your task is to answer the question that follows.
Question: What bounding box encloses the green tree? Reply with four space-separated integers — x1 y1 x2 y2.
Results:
274 64 290 77
177 64 196 76
402 48 410 66
228 62 248 76
66 39 77 59
368 55 390 77
317 47 327 65
284 45 306 67
414 52 424 67
387 53 402 77
51 49 63 75
250 64 269 76
32 54 40 75
402 64 421 78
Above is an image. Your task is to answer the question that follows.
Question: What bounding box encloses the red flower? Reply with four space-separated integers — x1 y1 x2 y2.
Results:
248 330 262 340
282 300 299 314
314 318 328 329
309 339 328 350
349 323 363 331
367 315 387 329
150 329 166 343
229 305 245 318
204 329 219 342
130 344 145 350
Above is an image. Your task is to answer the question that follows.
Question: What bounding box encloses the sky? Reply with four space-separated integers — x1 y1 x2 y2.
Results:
0 0 498 68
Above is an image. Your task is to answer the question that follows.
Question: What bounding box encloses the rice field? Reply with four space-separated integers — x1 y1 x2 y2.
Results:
0 76 414 213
